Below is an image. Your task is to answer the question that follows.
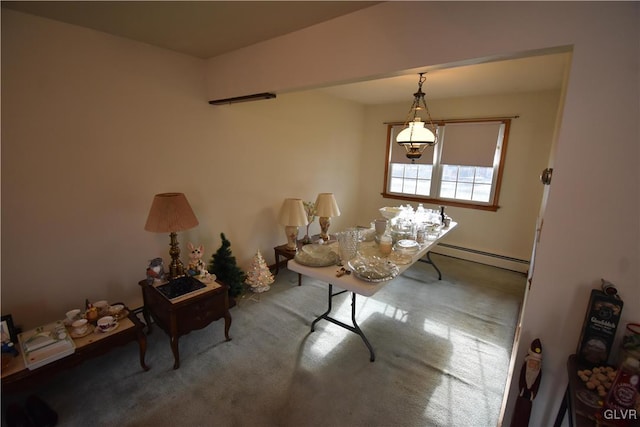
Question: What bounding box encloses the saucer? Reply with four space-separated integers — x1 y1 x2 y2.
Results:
95 322 119 334
70 324 94 338
396 239 419 250
63 314 86 326
111 309 129 321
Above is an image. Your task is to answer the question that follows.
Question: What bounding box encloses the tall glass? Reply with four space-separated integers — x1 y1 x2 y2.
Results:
374 219 388 240
337 228 359 265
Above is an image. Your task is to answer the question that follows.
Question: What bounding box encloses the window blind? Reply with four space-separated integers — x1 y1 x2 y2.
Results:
439 121 503 167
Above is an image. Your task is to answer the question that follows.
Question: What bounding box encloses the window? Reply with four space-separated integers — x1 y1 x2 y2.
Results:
383 119 511 211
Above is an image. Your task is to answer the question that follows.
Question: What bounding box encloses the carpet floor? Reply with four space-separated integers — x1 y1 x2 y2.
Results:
2 254 527 427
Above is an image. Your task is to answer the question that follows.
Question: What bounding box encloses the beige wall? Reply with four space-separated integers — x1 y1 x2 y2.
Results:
356 90 561 270
204 2 639 426
1 10 364 325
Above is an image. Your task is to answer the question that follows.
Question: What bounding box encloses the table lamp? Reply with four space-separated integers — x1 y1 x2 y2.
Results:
144 192 199 279
278 198 309 250
315 193 341 241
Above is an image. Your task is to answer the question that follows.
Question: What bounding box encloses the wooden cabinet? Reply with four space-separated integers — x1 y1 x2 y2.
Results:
138 278 231 369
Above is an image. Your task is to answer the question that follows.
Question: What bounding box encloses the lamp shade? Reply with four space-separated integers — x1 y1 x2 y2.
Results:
278 198 309 226
396 118 436 145
315 193 341 217
144 193 199 233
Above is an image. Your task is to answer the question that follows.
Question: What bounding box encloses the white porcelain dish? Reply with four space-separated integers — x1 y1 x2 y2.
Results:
70 324 94 338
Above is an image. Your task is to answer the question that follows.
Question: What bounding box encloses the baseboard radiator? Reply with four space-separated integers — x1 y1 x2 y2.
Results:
432 243 530 273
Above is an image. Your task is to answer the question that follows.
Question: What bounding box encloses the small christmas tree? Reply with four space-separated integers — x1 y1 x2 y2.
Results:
208 233 246 298
245 250 274 293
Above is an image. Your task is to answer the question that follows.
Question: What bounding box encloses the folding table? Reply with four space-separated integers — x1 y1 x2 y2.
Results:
288 222 457 362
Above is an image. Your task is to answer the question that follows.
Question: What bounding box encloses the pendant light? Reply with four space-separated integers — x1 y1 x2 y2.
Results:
396 73 438 162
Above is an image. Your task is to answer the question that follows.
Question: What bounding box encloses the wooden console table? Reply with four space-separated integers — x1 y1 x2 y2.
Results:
1 304 148 394
138 278 232 369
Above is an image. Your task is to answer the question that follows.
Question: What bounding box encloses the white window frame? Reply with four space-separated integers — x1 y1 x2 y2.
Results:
383 118 511 211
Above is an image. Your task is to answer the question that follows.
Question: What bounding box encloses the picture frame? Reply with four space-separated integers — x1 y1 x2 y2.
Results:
1 314 17 344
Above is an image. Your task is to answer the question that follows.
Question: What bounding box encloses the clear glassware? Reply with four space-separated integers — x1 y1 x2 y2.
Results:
337 228 360 264
379 234 393 257
374 219 388 240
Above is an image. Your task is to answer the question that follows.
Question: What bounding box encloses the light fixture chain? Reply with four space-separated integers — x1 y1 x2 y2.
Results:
396 72 439 162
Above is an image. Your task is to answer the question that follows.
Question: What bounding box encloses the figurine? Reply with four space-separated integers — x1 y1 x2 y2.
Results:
510 338 543 427
187 243 210 280
146 257 166 284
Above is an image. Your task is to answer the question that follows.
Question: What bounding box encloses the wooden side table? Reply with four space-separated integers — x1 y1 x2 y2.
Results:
1 304 148 393
138 278 231 369
273 244 301 286
553 354 636 427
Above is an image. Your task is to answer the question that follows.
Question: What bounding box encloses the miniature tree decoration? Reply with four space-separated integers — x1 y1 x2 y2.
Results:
302 201 317 244
245 250 274 293
208 233 246 298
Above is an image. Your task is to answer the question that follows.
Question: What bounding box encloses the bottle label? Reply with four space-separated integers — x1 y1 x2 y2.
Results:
611 376 639 408
613 384 636 408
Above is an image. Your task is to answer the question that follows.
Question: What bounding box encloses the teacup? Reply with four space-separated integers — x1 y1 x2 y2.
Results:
71 318 88 335
65 309 81 322
93 300 109 313
97 316 115 332
108 304 124 316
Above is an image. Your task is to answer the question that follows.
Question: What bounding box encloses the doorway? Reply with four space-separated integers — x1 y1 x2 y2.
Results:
308 48 573 425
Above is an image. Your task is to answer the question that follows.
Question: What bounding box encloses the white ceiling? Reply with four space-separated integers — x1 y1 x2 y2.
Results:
319 52 570 104
2 1 381 58
2 1 570 104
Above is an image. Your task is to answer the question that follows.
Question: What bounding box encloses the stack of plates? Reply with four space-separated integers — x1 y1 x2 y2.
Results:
395 239 420 254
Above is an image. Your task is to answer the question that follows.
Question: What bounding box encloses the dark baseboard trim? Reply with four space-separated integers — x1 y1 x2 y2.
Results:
436 243 529 265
